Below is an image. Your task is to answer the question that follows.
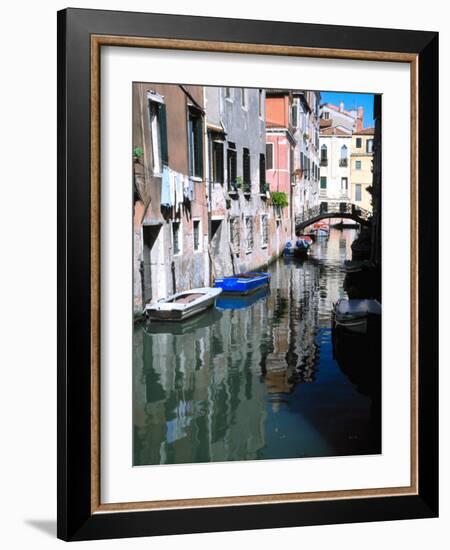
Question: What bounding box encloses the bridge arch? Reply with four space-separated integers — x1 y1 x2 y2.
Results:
295 201 371 234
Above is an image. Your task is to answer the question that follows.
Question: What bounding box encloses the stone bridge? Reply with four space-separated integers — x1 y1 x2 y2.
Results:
295 201 372 233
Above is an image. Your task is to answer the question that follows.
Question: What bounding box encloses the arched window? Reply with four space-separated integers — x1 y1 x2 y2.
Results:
320 144 328 165
340 144 348 159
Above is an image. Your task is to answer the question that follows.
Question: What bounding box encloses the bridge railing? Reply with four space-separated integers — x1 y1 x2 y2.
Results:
295 201 372 227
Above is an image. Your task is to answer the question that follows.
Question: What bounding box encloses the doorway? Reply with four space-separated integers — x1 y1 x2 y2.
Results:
142 224 162 304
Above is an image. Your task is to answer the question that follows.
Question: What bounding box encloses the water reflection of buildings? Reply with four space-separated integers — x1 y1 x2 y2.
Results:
133 229 372 465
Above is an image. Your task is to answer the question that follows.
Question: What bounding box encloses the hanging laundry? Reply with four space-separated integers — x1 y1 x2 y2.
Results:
175 172 184 211
188 177 195 202
160 165 173 207
169 168 177 207
183 174 190 201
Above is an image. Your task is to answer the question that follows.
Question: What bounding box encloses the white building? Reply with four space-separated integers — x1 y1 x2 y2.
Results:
319 124 352 204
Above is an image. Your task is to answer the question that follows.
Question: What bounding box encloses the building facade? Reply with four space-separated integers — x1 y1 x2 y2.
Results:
291 91 321 219
204 87 276 278
319 123 352 205
133 83 209 314
350 128 375 211
265 90 296 245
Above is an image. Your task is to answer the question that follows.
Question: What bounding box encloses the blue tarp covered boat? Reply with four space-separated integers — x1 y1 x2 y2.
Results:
214 272 271 295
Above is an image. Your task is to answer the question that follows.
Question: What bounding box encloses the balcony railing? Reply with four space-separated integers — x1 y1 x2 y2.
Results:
320 158 328 167
339 158 348 167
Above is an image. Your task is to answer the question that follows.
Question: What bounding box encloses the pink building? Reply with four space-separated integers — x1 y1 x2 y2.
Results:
265 91 296 243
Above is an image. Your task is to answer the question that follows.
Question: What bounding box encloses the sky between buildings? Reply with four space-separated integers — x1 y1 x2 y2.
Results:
320 91 375 128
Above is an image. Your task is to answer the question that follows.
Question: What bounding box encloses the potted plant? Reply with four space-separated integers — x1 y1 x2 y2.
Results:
270 191 289 208
133 146 144 163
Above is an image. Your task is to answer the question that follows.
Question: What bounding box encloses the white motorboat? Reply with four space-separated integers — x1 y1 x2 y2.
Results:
145 287 222 321
333 299 381 334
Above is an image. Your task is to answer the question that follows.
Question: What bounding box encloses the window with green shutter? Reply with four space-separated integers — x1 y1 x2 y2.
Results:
188 108 203 178
243 148 251 192
227 145 237 191
148 99 168 174
212 140 224 183
320 176 327 189
259 153 266 193
266 143 273 170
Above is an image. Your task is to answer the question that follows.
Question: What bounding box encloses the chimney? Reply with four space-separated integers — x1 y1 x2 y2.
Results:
356 106 364 132
339 101 344 112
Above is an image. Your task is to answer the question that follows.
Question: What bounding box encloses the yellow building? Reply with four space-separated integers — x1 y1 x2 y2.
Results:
350 128 374 212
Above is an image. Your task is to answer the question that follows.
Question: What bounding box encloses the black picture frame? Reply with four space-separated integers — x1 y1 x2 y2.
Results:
57 7 438 541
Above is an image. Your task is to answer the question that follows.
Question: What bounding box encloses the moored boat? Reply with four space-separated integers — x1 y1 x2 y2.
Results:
333 298 381 334
214 272 271 295
145 307 222 334
145 287 222 321
293 236 312 258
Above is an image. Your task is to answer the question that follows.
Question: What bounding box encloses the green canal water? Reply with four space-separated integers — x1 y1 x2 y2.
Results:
133 228 381 466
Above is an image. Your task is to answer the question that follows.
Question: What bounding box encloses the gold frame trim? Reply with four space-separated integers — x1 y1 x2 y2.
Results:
90 35 419 514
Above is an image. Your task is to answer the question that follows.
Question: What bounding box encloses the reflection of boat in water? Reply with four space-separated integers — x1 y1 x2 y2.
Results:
145 307 223 335
145 287 222 321
333 299 381 334
214 272 271 295
216 286 269 310
343 259 373 273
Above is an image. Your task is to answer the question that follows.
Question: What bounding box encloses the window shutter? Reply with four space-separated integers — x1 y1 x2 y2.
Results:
243 148 251 185
159 103 168 165
259 154 266 188
215 142 224 183
195 117 203 177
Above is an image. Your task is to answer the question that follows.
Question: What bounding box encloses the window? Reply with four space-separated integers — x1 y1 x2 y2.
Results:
243 148 251 192
258 89 263 117
172 222 181 255
224 87 232 99
300 152 304 171
211 140 224 183
366 139 374 153
266 143 274 170
323 112 330 120
259 153 266 193
339 144 348 166
355 160 362 170
356 137 362 148
291 104 298 127
230 216 240 254
148 99 168 174
245 216 254 252
341 177 348 193
355 184 362 202
241 88 247 108
261 215 268 247
188 108 203 178
227 144 237 191
193 220 201 251
320 176 327 189
320 144 328 165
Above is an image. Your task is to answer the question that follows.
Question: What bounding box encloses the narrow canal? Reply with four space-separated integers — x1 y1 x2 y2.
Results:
133 228 381 466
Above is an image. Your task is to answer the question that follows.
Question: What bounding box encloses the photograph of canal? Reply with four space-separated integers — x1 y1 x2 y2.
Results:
132 85 382 466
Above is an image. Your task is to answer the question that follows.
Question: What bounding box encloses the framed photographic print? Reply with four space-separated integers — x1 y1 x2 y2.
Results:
57 8 439 541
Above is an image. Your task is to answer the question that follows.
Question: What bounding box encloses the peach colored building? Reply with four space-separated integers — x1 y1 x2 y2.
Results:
265 91 296 244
